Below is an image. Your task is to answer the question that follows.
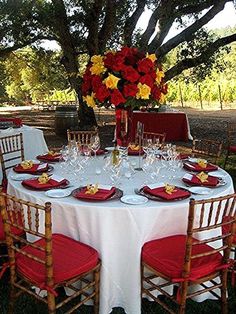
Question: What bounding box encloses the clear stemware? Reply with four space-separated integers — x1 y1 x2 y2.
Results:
90 135 100 158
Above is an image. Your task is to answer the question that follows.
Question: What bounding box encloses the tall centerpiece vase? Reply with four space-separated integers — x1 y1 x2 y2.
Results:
115 107 133 149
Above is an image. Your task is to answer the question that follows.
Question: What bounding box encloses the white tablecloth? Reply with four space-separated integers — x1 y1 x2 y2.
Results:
0 125 48 181
7 157 234 314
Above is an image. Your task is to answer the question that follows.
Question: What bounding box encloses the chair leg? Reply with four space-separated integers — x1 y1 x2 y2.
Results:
47 292 56 314
220 270 228 314
94 267 100 314
178 282 188 314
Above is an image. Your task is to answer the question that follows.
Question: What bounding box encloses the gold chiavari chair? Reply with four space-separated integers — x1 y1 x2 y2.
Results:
0 191 101 313
67 129 98 147
0 133 25 184
141 194 236 314
191 138 222 164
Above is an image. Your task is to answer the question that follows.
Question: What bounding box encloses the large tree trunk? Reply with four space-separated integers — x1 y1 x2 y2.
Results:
52 0 97 130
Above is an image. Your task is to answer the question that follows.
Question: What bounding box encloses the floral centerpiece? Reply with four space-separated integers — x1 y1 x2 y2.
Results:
81 46 168 146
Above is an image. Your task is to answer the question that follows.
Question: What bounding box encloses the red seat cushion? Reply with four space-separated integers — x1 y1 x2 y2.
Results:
142 235 223 282
16 234 99 285
229 146 236 153
0 215 25 241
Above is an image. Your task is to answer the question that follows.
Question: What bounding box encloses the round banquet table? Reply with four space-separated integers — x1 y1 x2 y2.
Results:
7 156 234 314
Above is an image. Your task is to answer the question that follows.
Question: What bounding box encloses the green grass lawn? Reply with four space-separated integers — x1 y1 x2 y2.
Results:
1 159 236 314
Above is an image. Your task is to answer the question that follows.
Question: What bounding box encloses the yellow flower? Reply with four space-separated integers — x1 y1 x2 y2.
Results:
136 83 151 100
103 73 120 89
196 171 208 183
159 93 165 104
165 183 177 195
146 53 157 63
90 63 106 75
155 69 165 84
91 55 104 64
83 93 96 108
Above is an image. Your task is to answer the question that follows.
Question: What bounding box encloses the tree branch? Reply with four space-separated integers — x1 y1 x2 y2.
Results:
98 0 117 52
85 0 104 55
148 16 175 52
0 35 56 58
165 33 236 81
123 0 147 46
155 0 228 59
175 0 219 16
139 6 161 49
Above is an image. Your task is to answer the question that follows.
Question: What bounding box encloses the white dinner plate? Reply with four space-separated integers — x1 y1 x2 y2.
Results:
10 174 35 181
188 157 207 163
45 189 71 198
188 187 212 195
120 194 148 205
105 147 114 152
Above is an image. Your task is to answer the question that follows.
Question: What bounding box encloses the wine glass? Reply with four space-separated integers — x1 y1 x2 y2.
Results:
90 135 100 158
142 138 152 156
110 164 121 186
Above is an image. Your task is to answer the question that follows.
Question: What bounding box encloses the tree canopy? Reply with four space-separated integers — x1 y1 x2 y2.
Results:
0 0 236 126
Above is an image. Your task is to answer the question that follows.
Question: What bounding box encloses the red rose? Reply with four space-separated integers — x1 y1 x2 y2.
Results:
123 83 138 98
152 85 161 100
82 81 91 95
119 46 137 58
104 52 114 69
122 66 140 83
149 70 157 80
111 89 126 106
91 75 103 92
137 58 154 73
139 74 154 88
95 85 110 102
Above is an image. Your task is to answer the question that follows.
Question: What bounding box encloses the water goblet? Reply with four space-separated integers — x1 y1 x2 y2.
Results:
90 135 100 158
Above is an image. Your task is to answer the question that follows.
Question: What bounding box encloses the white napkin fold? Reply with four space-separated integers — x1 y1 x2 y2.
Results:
184 162 196 169
97 184 112 190
146 182 165 189
183 173 193 180
37 163 48 170
50 175 65 183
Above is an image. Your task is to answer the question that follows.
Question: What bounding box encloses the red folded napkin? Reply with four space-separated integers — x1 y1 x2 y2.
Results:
22 178 68 190
14 163 48 174
143 186 191 200
74 187 116 200
37 153 61 162
90 149 105 156
182 174 219 187
0 117 22 127
128 148 144 156
183 162 218 172
178 153 190 160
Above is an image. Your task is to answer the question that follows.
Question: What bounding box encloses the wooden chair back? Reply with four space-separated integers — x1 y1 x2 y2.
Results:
0 192 53 287
183 194 236 282
67 129 98 146
0 191 101 313
0 133 24 180
142 132 166 148
192 138 222 164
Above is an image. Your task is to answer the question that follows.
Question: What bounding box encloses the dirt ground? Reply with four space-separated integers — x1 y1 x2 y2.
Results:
0 107 235 150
